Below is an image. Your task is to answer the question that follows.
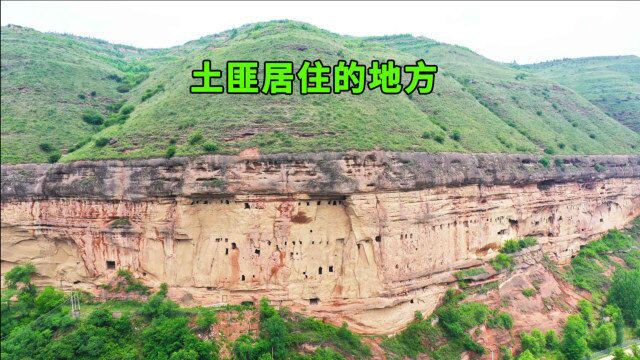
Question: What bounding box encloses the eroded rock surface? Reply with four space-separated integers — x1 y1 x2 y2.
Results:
2 152 639 333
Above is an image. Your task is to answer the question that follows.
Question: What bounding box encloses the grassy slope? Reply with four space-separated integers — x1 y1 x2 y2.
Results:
376 36 640 154
2 21 639 164
0 25 162 163
523 56 640 132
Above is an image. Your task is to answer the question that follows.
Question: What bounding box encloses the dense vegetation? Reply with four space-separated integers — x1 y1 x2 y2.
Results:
1 263 370 359
2 21 639 164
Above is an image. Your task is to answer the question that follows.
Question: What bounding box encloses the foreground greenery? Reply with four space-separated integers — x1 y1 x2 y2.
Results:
1 264 370 359
2 21 639 164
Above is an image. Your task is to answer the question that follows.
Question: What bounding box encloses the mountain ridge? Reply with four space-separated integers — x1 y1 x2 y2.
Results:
2 20 639 164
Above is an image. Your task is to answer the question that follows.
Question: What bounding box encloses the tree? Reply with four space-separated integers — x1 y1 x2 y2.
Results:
588 323 616 350
4 263 36 289
545 330 560 350
262 314 289 360
34 286 65 314
195 308 217 332
609 269 640 325
0 325 51 360
517 350 537 360
605 305 626 345
141 317 216 360
578 299 595 328
520 329 545 355
561 315 589 360
612 348 633 360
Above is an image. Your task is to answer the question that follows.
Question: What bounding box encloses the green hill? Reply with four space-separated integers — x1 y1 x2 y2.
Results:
0 24 171 163
1 21 639 164
523 56 640 132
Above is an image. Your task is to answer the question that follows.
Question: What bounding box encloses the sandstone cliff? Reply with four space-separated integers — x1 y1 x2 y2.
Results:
2 152 639 333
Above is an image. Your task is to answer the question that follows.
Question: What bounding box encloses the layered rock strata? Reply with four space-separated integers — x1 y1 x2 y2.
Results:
2 152 639 333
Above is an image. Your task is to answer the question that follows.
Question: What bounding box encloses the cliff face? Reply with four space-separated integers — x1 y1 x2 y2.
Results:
2 152 640 333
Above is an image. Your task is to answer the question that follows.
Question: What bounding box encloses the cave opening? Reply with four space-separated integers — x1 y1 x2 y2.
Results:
106 260 116 269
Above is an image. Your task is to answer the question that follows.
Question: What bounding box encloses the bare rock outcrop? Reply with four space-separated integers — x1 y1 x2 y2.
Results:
2 152 639 334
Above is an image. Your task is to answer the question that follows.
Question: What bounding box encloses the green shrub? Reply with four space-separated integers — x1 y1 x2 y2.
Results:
608 268 640 325
522 288 536 297
166 145 176 158
491 254 514 271
501 240 522 254
203 141 220 153
434 134 445 144
577 299 595 327
545 330 560 350
39 143 54 152
188 131 203 145
120 104 135 115
104 113 128 127
451 130 462 141
539 157 551 168
520 329 545 355
117 83 133 93
501 237 538 254
595 163 606 172
561 315 589 360
106 100 125 113
195 308 217 331
69 138 91 152
517 350 537 360
421 131 431 139
544 147 555 155
437 299 489 342
47 151 61 163
487 312 513 329
4 262 37 289
500 346 514 360
454 267 487 280
81 110 104 125
554 158 564 167
141 84 164 101
95 137 110 147
110 217 131 228
588 323 616 350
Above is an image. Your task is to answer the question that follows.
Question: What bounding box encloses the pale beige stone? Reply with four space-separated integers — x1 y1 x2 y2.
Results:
2 176 638 334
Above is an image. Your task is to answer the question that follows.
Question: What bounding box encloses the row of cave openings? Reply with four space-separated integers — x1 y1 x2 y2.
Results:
189 198 346 209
